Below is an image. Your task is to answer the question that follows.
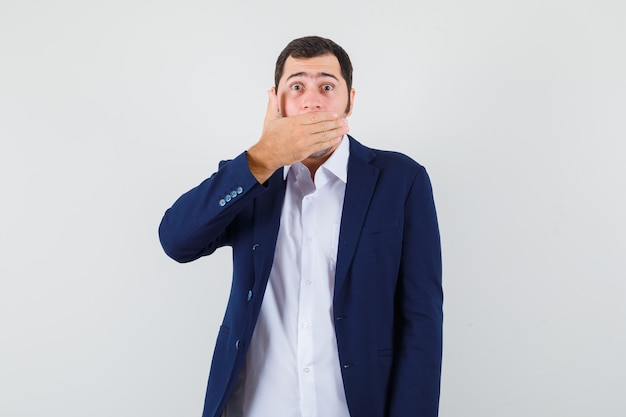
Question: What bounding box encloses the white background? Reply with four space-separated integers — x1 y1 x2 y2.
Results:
1 1 625 416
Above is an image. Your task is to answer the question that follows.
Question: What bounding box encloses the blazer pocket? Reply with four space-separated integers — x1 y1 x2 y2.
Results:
378 348 394 358
362 219 400 236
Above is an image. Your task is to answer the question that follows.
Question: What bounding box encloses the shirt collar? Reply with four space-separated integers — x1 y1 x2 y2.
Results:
283 134 350 183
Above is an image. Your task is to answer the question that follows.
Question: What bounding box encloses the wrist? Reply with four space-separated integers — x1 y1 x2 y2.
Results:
246 145 276 184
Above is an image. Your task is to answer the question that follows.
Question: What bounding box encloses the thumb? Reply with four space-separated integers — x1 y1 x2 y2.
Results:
264 88 280 123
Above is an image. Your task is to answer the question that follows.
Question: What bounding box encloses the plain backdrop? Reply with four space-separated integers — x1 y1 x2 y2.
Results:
1 1 625 416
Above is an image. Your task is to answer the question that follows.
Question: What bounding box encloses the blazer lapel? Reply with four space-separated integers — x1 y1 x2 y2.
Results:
335 137 379 293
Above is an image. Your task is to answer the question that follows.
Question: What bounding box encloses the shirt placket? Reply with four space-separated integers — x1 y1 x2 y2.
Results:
297 190 317 417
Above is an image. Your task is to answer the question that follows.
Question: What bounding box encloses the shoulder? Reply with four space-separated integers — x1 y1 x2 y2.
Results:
348 135 427 176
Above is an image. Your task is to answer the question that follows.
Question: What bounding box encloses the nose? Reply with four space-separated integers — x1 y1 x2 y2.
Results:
302 90 323 111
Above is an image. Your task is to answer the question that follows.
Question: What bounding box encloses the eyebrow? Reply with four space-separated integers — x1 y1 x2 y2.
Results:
286 72 339 82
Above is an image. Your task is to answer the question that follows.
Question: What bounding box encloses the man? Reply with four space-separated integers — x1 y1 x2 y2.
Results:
159 36 442 417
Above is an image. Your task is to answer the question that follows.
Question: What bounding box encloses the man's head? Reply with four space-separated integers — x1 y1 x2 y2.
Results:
274 36 354 116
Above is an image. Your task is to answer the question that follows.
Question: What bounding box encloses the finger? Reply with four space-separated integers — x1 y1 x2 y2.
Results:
306 124 348 155
310 118 349 135
264 88 280 123
311 134 344 155
298 111 340 125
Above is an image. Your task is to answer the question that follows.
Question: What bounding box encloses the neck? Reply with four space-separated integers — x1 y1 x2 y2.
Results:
302 137 343 180
302 158 324 180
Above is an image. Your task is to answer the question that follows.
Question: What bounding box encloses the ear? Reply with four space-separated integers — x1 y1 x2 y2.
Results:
346 88 356 117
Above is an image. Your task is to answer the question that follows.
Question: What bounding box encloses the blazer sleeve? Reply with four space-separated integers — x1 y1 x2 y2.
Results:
158 151 266 263
389 165 443 417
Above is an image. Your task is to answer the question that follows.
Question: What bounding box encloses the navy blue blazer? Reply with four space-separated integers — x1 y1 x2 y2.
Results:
159 136 443 417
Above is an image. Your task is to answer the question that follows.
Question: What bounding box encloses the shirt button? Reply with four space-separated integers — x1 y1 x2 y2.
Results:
302 322 309 328
305 280 311 285
303 367 310 373
307 237 313 243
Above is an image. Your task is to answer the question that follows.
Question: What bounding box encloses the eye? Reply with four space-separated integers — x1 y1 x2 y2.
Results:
291 83 303 91
321 84 334 92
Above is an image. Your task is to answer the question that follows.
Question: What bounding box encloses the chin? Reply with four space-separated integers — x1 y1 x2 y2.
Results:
307 147 332 159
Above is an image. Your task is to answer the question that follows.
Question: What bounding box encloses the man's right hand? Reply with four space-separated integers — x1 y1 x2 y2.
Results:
246 88 349 184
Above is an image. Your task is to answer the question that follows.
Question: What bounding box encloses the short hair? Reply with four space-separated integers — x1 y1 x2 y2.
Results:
274 36 353 93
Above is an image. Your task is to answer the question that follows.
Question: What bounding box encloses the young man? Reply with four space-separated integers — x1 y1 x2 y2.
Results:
159 36 443 417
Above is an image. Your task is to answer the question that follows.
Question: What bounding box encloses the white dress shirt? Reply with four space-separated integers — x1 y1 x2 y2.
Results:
225 136 351 417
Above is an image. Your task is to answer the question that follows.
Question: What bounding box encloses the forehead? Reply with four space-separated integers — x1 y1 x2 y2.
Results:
281 54 344 82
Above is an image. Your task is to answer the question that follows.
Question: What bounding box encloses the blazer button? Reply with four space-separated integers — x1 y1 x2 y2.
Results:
235 340 241 350
236 186 243 194
219 199 226 207
247 290 253 301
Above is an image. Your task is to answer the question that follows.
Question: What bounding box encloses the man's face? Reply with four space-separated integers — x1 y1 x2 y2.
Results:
276 54 355 118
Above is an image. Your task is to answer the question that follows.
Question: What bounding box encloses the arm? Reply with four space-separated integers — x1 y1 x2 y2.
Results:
389 166 443 416
158 152 265 263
